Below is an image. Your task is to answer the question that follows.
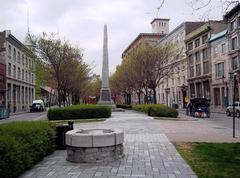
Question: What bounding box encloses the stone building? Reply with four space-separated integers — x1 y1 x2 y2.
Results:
0 34 6 107
185 21 226 102
0 30 35 113
121 18 168 103
224 4 240 104
156 22 204 108
209 30 229 111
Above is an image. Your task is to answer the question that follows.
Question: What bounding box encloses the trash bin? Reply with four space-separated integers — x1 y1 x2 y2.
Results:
0 107 9 119
56 121 74 150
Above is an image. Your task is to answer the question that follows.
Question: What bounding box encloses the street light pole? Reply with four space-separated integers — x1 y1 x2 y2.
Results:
232 74 236 138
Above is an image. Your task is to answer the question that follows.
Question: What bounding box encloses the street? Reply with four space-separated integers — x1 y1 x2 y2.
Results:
0 111 47 124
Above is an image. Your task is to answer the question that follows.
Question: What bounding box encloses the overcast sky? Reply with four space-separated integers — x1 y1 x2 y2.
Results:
0 0 231 75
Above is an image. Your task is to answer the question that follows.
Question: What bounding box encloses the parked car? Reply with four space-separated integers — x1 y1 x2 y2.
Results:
226 101 240 117
30 100 46 112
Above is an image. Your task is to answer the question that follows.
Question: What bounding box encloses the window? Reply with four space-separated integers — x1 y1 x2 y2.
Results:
177 77 180 85
17 67 20 79
17 51 20 63
202 48 208 60
8 45 11 58
172 78 174 85
188 42 193 50
22 54 24 65
195 38 200 48
232 56 238 71
195 52 200 63
232 37 238 50
214 46 218 57
202 34 208 44
196 64 201 76
196 52 201 76
203 61 209 74
25 71 28 81
230 20 236 31
190 83 195 98
215 62 224 78
22 69 24 80
13 65 16 78
29 72 31 82
222 43 226 54
32 74 34 83
189 55 194 77
8 63 11 76
26 57 28 67
13 48 16 61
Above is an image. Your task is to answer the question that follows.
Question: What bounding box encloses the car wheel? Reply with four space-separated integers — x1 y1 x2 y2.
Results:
226 110 231 116
237 111 240 118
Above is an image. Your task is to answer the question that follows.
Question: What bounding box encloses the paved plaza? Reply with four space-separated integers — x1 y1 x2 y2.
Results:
20 111 196 178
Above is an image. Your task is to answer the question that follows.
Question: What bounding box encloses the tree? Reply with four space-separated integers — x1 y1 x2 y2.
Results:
110 42 179 104
36 33 90 107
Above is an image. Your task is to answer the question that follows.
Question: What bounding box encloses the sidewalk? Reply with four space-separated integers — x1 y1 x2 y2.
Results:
20 110 197 178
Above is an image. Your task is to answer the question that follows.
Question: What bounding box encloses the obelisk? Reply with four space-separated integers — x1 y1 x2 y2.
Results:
98 24 115 107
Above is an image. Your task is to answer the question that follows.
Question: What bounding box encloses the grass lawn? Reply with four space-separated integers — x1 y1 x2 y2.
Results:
175 143 240 178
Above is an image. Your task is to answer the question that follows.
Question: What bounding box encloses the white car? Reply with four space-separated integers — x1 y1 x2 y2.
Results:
226 101 240 117
30 100 46 112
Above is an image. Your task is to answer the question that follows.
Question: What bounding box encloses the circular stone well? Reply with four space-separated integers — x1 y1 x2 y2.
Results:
66 129 124 163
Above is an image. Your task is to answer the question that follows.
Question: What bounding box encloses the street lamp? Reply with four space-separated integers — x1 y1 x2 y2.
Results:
232 72 237 138
221 75 228 107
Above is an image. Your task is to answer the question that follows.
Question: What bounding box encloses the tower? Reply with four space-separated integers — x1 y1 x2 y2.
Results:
98 24 115 107
150 18 170 34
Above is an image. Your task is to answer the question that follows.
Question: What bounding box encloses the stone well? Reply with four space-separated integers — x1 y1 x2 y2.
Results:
66 129 124 163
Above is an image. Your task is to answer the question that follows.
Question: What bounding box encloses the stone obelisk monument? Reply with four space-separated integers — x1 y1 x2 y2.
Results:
98 24 115 107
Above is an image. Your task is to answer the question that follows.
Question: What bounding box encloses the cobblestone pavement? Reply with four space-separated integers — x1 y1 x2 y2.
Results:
20 110 196 178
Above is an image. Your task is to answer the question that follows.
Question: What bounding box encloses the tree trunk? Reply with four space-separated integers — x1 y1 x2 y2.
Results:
153 88 157 104
137 91 141 104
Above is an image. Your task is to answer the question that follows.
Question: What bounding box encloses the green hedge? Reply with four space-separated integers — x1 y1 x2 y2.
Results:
48 104 111 120
116 104 132 109
0 121 56 178
132 104 178 118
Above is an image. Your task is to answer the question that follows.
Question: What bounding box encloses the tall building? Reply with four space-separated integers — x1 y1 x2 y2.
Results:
185 21 227 102
157 22 205 108
0 30 36 113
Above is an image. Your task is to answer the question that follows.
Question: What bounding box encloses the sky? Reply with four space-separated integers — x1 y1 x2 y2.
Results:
0 0 233 76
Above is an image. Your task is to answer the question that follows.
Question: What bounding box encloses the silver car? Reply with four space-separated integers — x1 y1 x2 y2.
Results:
226 102 240 117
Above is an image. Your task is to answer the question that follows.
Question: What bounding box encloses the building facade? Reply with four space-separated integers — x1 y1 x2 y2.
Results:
0 30 35 113
224 4 240 104
209 30 229 111
157 22 205 108
185 21 226 103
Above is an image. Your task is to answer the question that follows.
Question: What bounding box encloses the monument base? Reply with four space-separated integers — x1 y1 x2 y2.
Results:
98 88 116 108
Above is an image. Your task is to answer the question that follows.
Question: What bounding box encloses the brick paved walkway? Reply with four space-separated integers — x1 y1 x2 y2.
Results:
20 110 196 178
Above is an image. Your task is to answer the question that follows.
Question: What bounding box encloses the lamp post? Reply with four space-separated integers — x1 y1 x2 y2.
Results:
232 73 237 138
222 75 228 107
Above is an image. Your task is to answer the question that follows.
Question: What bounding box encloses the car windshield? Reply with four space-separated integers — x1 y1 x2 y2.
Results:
33 103 41 107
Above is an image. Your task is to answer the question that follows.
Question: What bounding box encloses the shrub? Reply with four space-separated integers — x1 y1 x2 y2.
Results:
0 121 56 178
116 104 132 109
132 104 178 118
48 104 111 120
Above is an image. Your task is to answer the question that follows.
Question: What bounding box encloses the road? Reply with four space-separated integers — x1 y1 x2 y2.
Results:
1 109 240 133
0 111 47 124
